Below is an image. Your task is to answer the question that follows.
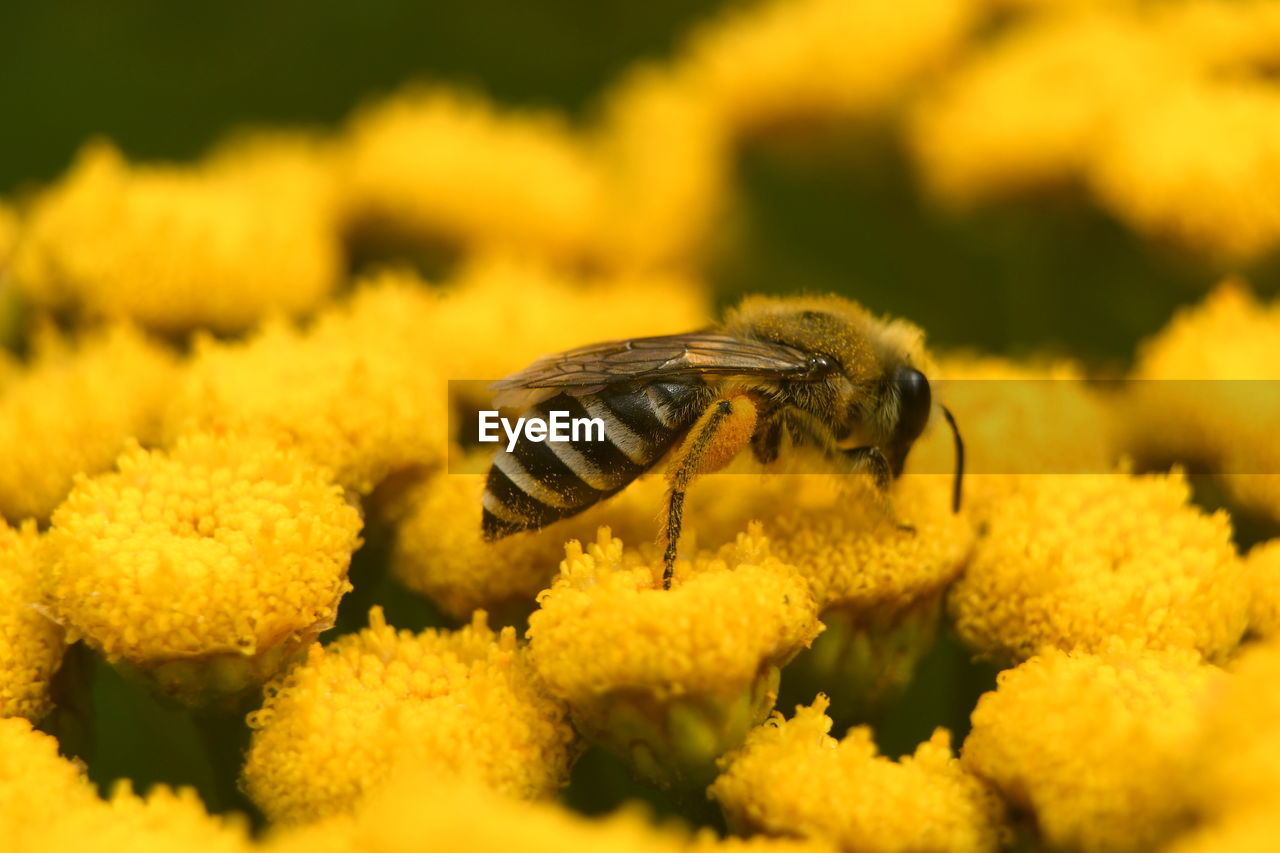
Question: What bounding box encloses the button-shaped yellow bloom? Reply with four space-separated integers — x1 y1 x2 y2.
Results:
242 607 577 825
0 323 179 521
1246 541 1280 640
1191 639 1280 821
12 138 340 334
0 521 64 721
766 476 973 718
408 254 711 397
167 276 449 495
390 471 667 622
527 527 821 789
684 0 977 135
267 765 835 853
711 696 1008 853
341 87 602 263
44 432 362 704
910 9 1185 204
949 471 1247 664
1090 80 1280 260
1122 282 1280 524
2 717 252 853
31 783 252 853
0 717 101 837
962 644 1220 853
908 356 1117 515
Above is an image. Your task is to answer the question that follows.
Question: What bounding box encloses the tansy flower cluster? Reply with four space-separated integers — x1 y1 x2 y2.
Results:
0 0 1278 850
242 608 576 823
710 696 1008 853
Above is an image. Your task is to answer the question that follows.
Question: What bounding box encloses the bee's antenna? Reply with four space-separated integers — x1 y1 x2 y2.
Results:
940 404 964 513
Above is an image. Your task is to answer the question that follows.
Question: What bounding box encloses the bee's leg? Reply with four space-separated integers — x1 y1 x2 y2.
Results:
662 395 759 588
842 446 915 533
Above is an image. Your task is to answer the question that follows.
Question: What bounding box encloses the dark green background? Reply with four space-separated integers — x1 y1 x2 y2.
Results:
8 0 1277 833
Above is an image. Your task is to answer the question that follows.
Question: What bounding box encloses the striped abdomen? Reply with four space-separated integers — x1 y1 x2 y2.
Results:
482 381 702 539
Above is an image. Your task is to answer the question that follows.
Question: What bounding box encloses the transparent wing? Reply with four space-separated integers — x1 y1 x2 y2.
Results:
490 333 813 406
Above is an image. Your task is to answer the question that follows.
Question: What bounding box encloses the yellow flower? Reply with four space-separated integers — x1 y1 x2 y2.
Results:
267 774 678 853
0 520 64 721
420 253 711 393
0 323 179 521
1 719 249 853
910 9 1183 204
0 717 101 837
710 697 1008 853
28 783 252 853
341 87 602 263
167 273 449 495
591 67 730 270
44 432 362 704
1191 639 1280 820
948 470 1247 665
267 765 837 853
1122 281 1280 523
1166 811 1280 853
390 470 667 622
961 644 1220 853
683 0 977 135
910 1 1280 259
1245 541 1280 639
1089 80 1280 260
527 527 821 789
908 355 1117 515
242 607 576 825
11 137 340 334
763 476 972 717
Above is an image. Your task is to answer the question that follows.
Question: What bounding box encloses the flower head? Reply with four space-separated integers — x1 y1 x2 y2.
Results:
341 87 601 263
167 274 449 495
948 470 1248 664
684 0 977 135
0 323 179 521
0 520 64 721
1089 80 1280 260
1191 639 1280 820
962 644 1220 853
710 697 1008 853
0 717 100 836
763 476 972 716
243 608 576 824
44 432 362 703
527 527 820 788
1122 281 1280 523
1245 541 1280 640
910 9 1182 203
12 138 340 334
908 356 1117 515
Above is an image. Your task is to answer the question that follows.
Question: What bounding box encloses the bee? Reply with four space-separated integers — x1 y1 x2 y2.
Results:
483 295 964 588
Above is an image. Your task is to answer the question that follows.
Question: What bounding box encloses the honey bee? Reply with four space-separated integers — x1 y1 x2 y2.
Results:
483 295 964 588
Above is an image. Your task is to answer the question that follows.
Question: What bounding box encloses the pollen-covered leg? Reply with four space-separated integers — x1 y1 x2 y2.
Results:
842 445 915 532
661 395 758 588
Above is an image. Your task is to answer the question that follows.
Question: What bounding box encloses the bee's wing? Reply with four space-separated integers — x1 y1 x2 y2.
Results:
490 334 813 406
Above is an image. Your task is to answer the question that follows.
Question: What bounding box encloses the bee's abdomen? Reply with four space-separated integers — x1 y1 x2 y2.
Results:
482 383 699 539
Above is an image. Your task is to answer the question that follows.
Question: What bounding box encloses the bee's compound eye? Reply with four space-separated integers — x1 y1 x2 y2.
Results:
806 354 835 374
895 366 932 443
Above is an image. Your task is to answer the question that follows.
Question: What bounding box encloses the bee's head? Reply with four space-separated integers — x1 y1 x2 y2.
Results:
886 365 931 477
886 364 965 513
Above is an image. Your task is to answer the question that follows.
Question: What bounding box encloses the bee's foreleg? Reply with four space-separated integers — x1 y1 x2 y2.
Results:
662 395 758 588
841 446 915 533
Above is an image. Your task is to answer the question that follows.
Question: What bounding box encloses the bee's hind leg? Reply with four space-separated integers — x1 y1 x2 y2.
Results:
841 446 915 533
662 395 759 589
